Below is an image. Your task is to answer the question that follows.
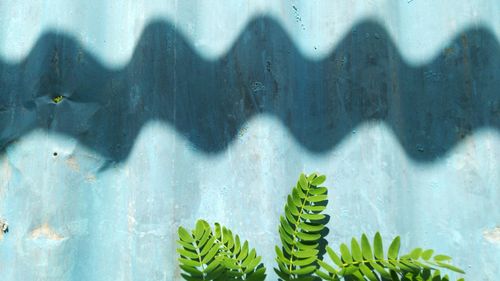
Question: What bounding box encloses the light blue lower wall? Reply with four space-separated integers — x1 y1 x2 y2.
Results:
0 122 498 280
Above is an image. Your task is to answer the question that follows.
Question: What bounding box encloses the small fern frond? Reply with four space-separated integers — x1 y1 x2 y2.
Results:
177 220 225 281
316 232 465 281
275 173 329 281
214 223 266 280
177 220 265 281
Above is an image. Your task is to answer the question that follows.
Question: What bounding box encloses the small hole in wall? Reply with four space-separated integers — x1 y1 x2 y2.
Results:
53 152 58 157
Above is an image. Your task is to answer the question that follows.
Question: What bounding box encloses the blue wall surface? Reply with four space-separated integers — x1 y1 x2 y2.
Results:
0 1 499 280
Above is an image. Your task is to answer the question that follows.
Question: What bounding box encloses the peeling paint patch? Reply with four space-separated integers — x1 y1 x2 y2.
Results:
483 227 500 244
31 223 65 241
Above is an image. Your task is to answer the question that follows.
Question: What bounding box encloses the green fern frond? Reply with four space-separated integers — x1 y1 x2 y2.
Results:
316 232 465 281
177 220 265 281
214 223 266 280
177 220 225 281
275 173 329 280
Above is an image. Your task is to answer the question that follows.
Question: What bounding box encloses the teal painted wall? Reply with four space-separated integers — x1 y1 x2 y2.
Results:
0 1 499 280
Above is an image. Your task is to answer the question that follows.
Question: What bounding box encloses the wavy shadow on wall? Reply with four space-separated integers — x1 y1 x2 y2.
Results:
0 18 498 165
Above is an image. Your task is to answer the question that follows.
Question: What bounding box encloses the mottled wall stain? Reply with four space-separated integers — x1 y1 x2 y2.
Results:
65 156 80 172
483 227 500 245
31 223 65 241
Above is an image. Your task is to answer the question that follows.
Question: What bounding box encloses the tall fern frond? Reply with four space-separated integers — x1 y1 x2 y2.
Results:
177 220 265 281
275 173 329 281
316 232 465 281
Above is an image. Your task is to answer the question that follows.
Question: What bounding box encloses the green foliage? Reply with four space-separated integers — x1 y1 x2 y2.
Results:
177 220 266 280
316 233 465 280
52 95 64 103
177 173 466 281
275 173 328 280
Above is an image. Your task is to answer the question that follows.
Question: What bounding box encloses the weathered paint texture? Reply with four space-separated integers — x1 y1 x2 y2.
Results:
0 1 499 280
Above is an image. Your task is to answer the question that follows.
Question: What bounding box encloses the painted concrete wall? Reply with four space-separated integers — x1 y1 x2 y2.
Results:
0 1 498 280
